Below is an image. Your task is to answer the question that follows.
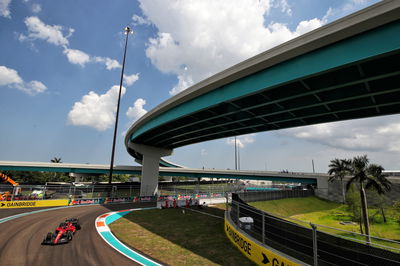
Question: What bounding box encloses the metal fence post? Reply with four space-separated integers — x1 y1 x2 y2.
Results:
262 211 265 244
237 201 240 226
225 192 228 212
311 223 318 266
91 185 94 198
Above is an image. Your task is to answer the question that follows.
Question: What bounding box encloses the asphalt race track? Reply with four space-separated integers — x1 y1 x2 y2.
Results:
0 203 154 266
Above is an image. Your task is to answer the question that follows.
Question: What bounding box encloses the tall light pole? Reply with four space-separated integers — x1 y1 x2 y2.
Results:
108 26 132 185
234 136 237 170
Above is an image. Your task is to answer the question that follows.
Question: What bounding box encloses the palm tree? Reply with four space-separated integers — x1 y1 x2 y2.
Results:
345 155 391 243
50 157 62 181
365 164 391 223
51 157 62 163
328 158 351 203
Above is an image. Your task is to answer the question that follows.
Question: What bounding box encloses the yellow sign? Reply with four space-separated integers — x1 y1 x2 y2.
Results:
0 200 69 208
225 218 301 266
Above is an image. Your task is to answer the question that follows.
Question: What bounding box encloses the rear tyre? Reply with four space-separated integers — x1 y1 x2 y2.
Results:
67 231 73 241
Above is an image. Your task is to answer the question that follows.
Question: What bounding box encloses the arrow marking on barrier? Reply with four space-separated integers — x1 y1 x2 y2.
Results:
262 253 270 264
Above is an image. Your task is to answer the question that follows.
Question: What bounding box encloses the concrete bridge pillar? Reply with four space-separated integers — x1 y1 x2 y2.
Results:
315 176 329 199
128 143 172 196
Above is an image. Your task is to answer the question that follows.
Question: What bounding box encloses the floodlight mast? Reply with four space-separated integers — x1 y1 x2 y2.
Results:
108 26 132 185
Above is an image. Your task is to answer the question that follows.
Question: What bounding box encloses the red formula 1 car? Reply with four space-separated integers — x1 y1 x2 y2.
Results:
42 218 81 245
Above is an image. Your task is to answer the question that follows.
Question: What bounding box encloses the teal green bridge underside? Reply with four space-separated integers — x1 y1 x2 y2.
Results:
126 14 400 160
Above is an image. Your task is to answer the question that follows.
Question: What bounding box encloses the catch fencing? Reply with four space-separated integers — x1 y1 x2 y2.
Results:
230 193 400 265
0 183 235 201
237 189 314 202
0 183 141 201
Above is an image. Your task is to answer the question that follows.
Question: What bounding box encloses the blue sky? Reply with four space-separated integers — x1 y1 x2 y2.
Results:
2 0 399 173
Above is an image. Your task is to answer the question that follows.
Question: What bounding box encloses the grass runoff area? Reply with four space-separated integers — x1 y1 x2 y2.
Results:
109 206 255 265
249 196 400 250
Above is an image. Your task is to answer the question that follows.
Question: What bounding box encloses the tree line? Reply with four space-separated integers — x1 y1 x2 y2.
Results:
1 157 134 184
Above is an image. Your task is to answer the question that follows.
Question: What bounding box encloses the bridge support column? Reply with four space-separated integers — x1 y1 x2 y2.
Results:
128 143 172 196
315 176 329 200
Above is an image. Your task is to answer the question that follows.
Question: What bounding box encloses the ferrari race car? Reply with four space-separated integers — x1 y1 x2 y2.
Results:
42 218 81 245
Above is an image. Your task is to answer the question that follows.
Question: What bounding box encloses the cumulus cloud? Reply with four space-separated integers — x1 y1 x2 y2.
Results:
63 48 91 67
274 0 292 16
19 16 121 71
132 14 151 25
321 0 377 24
62 48 121 70
68 85 126 131
0 65 23 86
0 65 47 95
139 0 325 96
123 73 139 86
226 134 256 148
295 18 324 35
22 16 73 46
279 116 400 153
94 56 122 70
0 0 11 18
126 98 147 122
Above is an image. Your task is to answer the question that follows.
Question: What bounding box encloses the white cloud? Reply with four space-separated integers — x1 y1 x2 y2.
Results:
61 48 121 70
20 17 121 71
31 3 41 13
0 65 47 95
322 0 377 24
123 73 139 86
279 115 400 153
169 74 193 96
0 65 23 86
126 98 147 122
0 0 11 18
226 134 256 148
63 48 91 67
94 56 122 70
139 0 324 96
132 14 151 25
274 0 292 16
295 18 324 35
68 85 126 131
23 16 73 46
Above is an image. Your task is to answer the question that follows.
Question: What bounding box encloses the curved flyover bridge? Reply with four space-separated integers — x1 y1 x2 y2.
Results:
125 1 400 196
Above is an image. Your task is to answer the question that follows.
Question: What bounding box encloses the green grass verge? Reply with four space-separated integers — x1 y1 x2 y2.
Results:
248 196 400 251
109 207 255 266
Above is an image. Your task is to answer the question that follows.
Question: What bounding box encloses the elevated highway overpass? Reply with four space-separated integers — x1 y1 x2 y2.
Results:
0 161 321 184
125 1 400 196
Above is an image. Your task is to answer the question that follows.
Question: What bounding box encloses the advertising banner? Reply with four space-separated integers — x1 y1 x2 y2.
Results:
195 194 209 198
69 198 104 205
105 197 133 204
0 199 69 209
224 217 300 266
158 195 177 201
139 196 156 202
